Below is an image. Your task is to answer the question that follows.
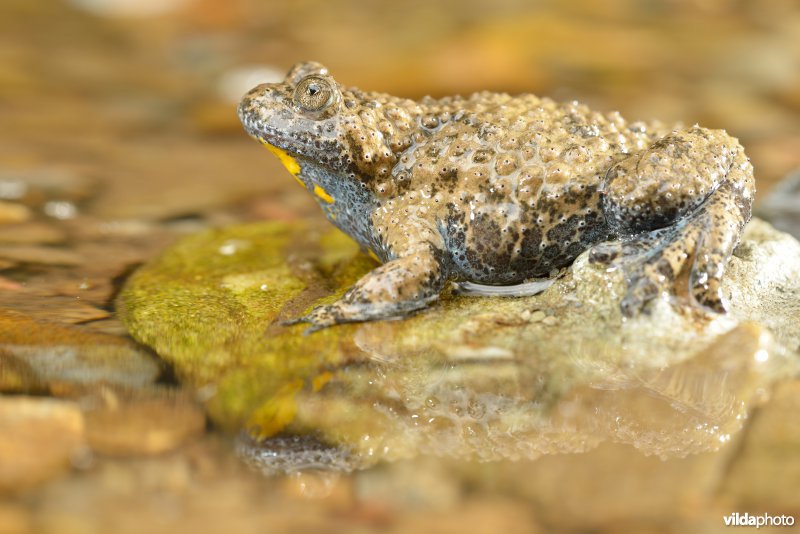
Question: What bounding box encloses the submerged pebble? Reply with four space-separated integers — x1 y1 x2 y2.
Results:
0 396 87 494
83 387 205 456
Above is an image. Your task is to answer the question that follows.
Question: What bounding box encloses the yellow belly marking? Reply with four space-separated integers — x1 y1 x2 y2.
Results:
313 184 335 204
261 141 304 188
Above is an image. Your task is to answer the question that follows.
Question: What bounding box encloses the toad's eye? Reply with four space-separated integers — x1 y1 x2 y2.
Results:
294 76 334 112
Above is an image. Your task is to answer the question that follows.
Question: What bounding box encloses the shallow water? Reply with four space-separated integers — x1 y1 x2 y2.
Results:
1 1 800 532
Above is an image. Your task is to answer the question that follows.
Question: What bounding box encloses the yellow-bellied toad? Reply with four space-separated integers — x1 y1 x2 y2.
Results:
238 62 755 331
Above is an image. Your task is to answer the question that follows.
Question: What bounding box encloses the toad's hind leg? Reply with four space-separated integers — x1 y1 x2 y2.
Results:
597 127 754 316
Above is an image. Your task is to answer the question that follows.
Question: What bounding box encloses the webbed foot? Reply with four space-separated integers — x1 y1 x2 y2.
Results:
593 180 747 317
283 305 341 335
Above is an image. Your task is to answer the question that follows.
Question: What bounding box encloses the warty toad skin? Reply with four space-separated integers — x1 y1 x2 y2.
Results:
238 62 755 332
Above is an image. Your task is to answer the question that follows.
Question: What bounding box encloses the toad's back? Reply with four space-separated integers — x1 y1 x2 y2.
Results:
375 92 670 283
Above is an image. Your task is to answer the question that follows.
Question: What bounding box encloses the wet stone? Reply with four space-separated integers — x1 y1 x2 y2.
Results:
118 219 800 472
0 396 87 494
0 309 161 391
0 245 83 266
0 350 43 393
0 201 31 224
83 387 206 456
77 317 130 336
0 222 66 244
0 293 111 325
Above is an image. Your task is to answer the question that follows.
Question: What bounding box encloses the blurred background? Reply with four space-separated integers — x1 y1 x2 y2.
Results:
2 0 798 225
1 1 799 532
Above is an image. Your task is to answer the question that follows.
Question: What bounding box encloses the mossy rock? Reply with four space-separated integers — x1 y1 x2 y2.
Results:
118 219 800 467
118 221 373 435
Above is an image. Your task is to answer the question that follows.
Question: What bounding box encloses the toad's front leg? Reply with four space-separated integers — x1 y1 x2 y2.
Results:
287 243 448 333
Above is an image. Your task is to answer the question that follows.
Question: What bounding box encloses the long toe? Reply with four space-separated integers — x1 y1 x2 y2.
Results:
691 278 728 313
620 274 662 317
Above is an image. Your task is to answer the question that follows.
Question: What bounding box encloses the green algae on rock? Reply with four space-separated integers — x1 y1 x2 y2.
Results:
117 221 372 434
118 219 800 471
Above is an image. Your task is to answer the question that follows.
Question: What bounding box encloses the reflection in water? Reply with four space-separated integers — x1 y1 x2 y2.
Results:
237 434 356 475
119 217 800 478
239 321 796 474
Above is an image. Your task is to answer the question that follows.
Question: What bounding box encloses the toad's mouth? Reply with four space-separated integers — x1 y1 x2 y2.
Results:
237 104 337 167
237 96 349 204
238 104 293 148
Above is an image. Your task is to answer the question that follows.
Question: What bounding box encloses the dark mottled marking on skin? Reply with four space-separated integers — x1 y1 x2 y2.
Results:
439 167 458 184
238 62 756 330
565 242 586 258
546 216 580 242
656 259 675 282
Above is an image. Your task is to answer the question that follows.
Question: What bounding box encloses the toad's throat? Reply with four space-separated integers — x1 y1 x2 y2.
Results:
260 140 335 204
261 140 303 183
